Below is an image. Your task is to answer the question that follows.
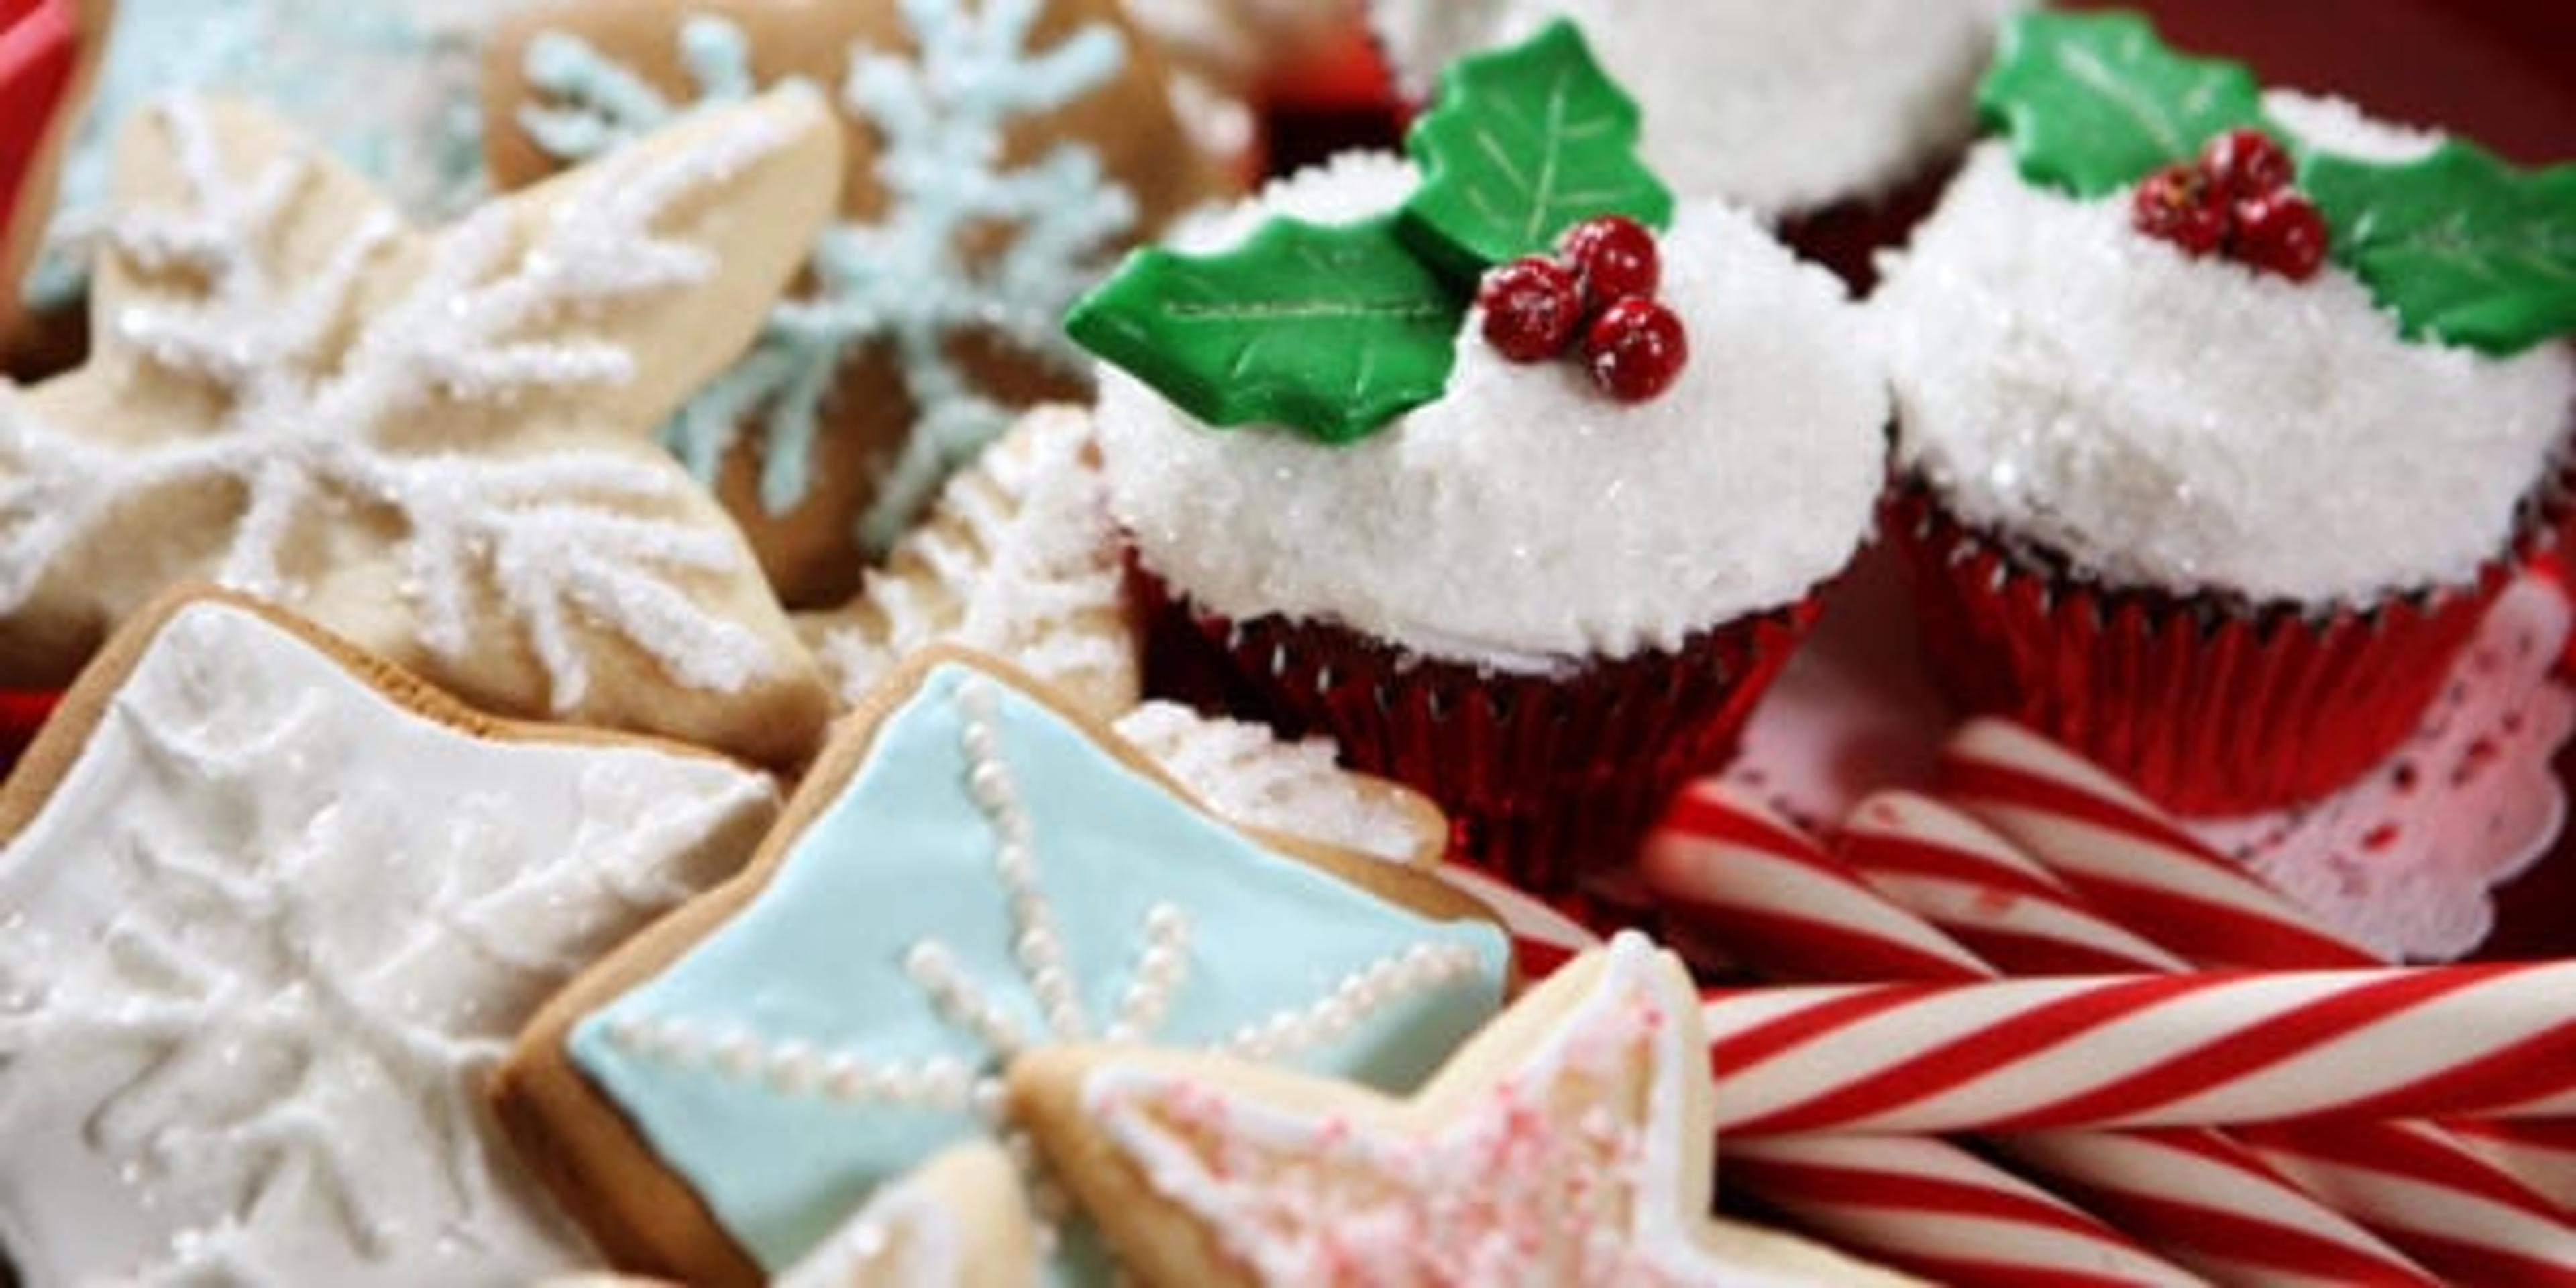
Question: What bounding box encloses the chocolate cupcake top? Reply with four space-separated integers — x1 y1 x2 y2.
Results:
1875 11 2576 607
1371 0 2023 218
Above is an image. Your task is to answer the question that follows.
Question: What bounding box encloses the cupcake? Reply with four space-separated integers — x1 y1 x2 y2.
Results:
1367 0 2023 286
1874 10 2576 816
1073 23 1887 890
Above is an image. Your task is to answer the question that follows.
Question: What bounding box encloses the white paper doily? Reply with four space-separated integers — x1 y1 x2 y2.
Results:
1723 544 2576 963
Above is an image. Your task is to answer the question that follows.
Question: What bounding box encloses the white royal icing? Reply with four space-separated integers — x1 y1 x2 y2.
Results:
0 602 778 1285
0 93 819 712
1096 154 1888 670
1112 701 1428 865
1370 0 2023 217
1876 139 2576 606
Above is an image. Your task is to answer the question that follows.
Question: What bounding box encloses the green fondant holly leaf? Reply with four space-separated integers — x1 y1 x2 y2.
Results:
1978 9 2265 198
2302 141 2576 354
1065 215 1462 443
1401 19 1672 280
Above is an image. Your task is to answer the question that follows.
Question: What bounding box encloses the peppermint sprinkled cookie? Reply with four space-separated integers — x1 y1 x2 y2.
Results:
492 649 1511 1286
1010 932 1919 1286
0 588 780 1285
0 89 843 768
484 0 1234 606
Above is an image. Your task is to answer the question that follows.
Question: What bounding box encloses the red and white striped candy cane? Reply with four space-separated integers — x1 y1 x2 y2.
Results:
1720 1134 2204 1288
1705 964 2576 1136
1837 790 2192 977
1927 720 2576 1271
1647 787 2429 1285
1939 720 2379 969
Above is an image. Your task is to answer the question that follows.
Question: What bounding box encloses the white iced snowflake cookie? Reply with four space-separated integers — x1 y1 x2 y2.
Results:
0 89 843 767
1876 136 2576 606
1371 0 2022 217
0 590 780 1287
1095 153 1888 671
806 405 1140 722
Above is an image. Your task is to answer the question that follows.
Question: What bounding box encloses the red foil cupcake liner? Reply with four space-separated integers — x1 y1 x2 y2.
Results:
1888 484 2530 816
1132 562 1822 893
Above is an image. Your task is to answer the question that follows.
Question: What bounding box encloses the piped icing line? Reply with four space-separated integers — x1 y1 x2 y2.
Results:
1069 933 1803 1285
561 659 1510 1276
0 596 778 1286
517 3 1140 550
0 89 841 765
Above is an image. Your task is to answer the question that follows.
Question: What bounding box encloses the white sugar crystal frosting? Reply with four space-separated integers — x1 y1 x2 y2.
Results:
1876 138 2576 606
1096 153 1888 671
1369 0 2023 217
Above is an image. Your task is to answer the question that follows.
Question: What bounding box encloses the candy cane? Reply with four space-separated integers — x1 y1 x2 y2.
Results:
1921 722 2576 1273
1705 965 2576 1136
1648 786 2428 1285
1837 790 2191 976
1939 720 2378 969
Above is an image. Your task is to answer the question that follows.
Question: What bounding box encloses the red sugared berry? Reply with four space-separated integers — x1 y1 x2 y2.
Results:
1582 297 1688 402
2232 191 2330 281
2129 162 2228 258
1558 214 1661 311
2200 127 2296 201
1475 256 1585 362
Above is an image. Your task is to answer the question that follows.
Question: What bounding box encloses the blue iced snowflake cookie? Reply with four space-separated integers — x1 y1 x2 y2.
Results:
484 0 1236 606
491 648 1511 1286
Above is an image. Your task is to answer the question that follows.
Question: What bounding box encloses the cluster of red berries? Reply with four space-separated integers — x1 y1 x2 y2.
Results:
2130 128 2330 281
1474 215 1688 402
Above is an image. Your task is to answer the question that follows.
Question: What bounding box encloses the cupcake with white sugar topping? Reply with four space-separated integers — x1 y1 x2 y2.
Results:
1875 9 2576 814
1369 0 2025 285
1072 23 1886 889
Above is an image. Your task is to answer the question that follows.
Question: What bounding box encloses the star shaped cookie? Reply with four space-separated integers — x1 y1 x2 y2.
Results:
492 648 1511 1286
0 88 842 767
773 1142 1040 1288
0 588 781 1285
481 0 1235 604
1011 932 1920 1287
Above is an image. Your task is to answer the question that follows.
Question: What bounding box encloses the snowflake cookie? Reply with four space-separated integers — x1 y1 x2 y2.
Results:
481 0 1236 606
491 648 1511 1286
796 403 1452 867
1010 932 1922 1287
0 588 782 1285
0 89 845 768
15 0 526 362
0 0 106 366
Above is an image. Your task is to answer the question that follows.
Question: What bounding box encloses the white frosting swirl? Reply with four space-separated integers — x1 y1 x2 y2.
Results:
1097 154 1888 670
1876 139 2575 606
1369 0 2023 217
